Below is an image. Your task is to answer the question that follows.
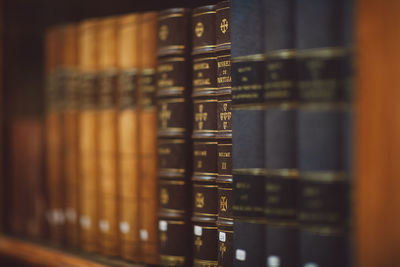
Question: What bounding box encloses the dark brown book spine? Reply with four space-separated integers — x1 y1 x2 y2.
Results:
138 12 159 265
117 13 140 261
215 2 233 267
156 8 193 267
45 26 66 244
98 16 119 256
78 19 99 252
191 5 218 267
62 24 80 248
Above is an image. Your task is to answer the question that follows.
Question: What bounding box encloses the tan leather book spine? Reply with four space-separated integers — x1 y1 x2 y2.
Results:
117 13 140 261
61 24 80 248
45 26 66 244
78 19 99 252
98 16 119 256
138 11 158 265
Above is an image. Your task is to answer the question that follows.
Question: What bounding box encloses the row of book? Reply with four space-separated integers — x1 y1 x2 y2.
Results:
19 0 353 266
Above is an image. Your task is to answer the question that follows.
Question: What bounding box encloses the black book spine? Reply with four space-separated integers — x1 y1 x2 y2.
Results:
296 0 353 266
263 1 298 267
216 2 233 267
231 0 266 266
191 5 219 267
156 8 193 267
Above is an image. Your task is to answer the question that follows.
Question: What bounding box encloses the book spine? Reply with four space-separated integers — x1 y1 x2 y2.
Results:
138 12 159 265
117 13 140 261
78 19 99 252
62 24 80 248
262 1 298 267
296 0 353 266
97 17 119 256
156 8 192 267
215 2 233 267
45 26 66 244
231 0 266 266
191 5 218 267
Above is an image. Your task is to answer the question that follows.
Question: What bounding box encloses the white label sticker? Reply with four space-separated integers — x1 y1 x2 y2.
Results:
80 216 91 229
304 263 319 267
219 231 226 242
268 255 280 267
236 249 246 261
194 225 202 236
119 221 130 234
159 220 168 231
99 220 109 233
140 229 148 241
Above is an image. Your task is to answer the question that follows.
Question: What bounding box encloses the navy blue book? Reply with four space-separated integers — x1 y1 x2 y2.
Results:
296 0 354 266
231 0 266 266
263 0 298 267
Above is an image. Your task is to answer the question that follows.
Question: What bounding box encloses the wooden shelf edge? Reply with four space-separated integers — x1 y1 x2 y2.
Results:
0 235 147 267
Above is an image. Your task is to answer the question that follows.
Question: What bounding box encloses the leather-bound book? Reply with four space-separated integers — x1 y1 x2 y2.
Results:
98 16 119 256
138 12 159 265
296 0 353 266
156 8 192 267
231 0 266 266
262 1 298 266
215 2 233 267
117 13 140 261
45 26 66 244
190 5 218 267
61 24 80 248
78 19 100 253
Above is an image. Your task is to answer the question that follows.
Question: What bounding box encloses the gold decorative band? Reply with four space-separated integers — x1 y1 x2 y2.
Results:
193 183 218 188
232 53 265 62
193 99 218 103
216 53 231 59
159 180 185 185
158 57 186 62
232 104 265 110
159 168 186 173
160 254 185 265
233 168 267 175
193 225 218 230
160 208 185 213
192 11 217 17
192 44 217 50
194 259 218 267
216 42 232 48
232 217 268 224
158 13 184 21
217 143 232 147
193 172 218 176
158 139 186 144
141 68 155 75
301 171 349 183
159 127 186 132
267 169 299 178
193 56 217 62
193 141 218 145
297 46 350 58
162 220 186 225
266 49 297 59
158 45 186 51
157 97 185 103
216 6 230 12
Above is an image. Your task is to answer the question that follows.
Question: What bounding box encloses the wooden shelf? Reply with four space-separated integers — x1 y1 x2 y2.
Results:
0 235 147 267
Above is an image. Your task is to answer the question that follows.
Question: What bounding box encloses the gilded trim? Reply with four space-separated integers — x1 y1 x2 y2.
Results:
232 54 265 62
301 171 349 183
193 56 217 62
158 139 186 144
192 11 216 17
158 57 186 62
158 13 184 21
266 49 297 59
233 168 267 175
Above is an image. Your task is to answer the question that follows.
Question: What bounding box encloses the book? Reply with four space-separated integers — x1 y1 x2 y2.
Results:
156 7 193 267
296 0 353 266
45 26 66 244
138 11 159 265
78 19 100 253
117 13 140 261
97 16 119 256
215 2 233 267
262 1 298 266
190 5 219 267
231 0 266 266
61 23 80 249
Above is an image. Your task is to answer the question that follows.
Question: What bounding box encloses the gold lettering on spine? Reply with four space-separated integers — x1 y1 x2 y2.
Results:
195 22 204 37
160 188 169 205
195 192 205 208
159 25 168 41
219 242 227 259
195 104 208 130
219 103 231 130
220 196 228 212
195 236 203 251
159 103 171 128
220 18 228 34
